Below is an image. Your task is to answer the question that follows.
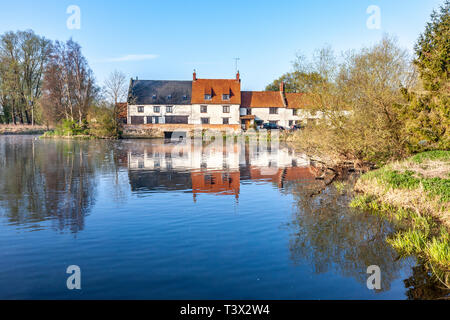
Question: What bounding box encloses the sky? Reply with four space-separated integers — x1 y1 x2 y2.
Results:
0 0 444 90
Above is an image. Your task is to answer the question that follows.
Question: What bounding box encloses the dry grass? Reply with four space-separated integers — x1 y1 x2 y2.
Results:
0 124 49 134
355 178 450 228
353 152 450 286
391 159 450 179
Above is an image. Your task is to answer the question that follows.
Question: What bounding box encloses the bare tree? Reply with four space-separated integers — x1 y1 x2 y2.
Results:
41 39 98 125
104 70 127 106
0 30 51 124
104 70 127 128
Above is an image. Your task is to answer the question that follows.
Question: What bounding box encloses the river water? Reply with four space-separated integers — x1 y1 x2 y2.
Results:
0 135 443 299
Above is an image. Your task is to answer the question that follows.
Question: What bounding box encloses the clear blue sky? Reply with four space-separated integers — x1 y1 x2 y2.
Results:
0 0 443 90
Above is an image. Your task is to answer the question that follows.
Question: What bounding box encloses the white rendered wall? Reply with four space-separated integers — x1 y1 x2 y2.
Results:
191 104 240 125
128 104 241 125
241 107 323 127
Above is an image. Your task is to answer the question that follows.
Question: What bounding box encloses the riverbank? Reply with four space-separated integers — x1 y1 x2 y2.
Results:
39 120 119 140
0 124 48 135
351 151 450 287
39 131 95 140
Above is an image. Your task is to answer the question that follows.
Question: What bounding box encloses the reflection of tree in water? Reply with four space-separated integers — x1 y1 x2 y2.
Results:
404 264 450 300
284 178 449 299
0 137 104 233
284 179 408 292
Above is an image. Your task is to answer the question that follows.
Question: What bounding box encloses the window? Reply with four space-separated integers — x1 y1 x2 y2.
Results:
137 106 144 113
152 95 157 100
201 105 208 113
153 106 160 113
131 116 144 124
223 106 230 113
204 94 212 100
166 106 173 113
183 95 188 101
201 118 210 124
223 118 230 125
146 116 159 124
289 120 294 127
293 109 298 116
167 95 172 100
247 108 252 115
270 108 278 114
222 94 230 100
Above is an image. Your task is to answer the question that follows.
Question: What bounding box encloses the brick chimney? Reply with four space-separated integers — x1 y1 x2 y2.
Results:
280 81 284 93
193 70 197 81
236 71 240 81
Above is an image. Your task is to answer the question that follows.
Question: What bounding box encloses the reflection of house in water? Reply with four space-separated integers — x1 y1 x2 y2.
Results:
191 171 240 201
126 142 318 201
248 166 319 188
128 142 240 171
129 170 192 192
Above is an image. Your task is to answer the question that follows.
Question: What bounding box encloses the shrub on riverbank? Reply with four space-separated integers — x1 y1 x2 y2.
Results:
41 116 119 139
41 119 89 138
285 2 449 166
351 151 450 287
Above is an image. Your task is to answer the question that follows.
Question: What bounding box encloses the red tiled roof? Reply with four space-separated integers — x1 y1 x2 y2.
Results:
192 79 241 104
191 171 240 197
241 91 285 108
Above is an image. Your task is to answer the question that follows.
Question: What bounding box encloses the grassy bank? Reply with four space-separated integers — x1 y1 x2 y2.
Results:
40 119 119 140
351 151 450 287
0 124 49 135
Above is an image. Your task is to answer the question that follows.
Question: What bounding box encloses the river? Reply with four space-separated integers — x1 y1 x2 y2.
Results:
0 135 443 299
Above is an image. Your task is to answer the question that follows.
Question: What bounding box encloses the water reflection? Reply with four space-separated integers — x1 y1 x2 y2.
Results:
286 180 404 292
0 137 97 233
126 140 316 201
0 136 445 299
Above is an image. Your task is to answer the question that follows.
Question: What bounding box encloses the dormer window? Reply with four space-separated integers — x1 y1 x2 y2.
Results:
204 94 212 100
167 95 172 100
183 95 188 100
222 94 230 100
152 95 157 100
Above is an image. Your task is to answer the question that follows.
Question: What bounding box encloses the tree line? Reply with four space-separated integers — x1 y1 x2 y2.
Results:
267 0 449 164
0 30 128 137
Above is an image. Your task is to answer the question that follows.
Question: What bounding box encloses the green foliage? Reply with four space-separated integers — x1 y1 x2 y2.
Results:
399 1 450 152
88 105 120 138
414 0 450 92
352 149 450 284
265 71 325 93
410 150 450 163
398 90 449 152
44 119 89 137
0 30 52 125
422 178 450 202
351 190 449 282
361 159 450 203
285 36 412 165
283 2 449 164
